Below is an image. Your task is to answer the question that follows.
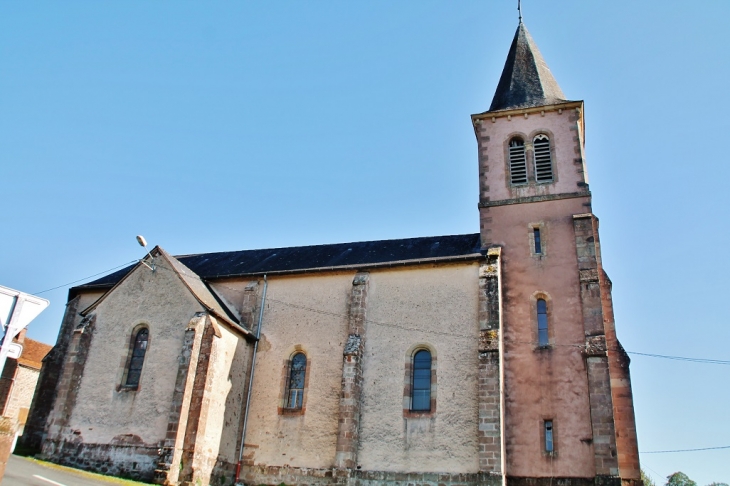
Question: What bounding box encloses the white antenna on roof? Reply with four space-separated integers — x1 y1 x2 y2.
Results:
136 235 156 272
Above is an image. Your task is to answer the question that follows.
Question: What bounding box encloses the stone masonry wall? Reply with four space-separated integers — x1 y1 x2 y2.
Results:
477 250 502 477
18 295 85 454
334 272 369 469
573 214 619 476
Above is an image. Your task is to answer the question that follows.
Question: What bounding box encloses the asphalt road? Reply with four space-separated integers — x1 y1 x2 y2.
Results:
2 454 124 485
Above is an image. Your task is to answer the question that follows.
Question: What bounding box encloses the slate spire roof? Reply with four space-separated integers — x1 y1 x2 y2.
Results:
489 21 567 111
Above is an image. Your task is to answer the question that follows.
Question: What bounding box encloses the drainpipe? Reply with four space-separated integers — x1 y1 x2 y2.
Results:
236 275 267 484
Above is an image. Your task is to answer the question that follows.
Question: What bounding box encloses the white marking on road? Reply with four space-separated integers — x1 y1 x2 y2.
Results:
32 475 67 486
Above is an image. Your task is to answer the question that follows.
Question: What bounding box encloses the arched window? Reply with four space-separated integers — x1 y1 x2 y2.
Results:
509 137 528 185
537 299 549 346
286 353 307 409
411 350 432 411
533 134 553 182
125 328 149 388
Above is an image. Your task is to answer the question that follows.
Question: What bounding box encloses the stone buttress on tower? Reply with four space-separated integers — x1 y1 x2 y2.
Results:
473 21 642 483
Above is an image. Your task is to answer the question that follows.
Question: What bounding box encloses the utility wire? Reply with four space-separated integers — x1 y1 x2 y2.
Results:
33 260 138 295
55 262 730 367
642 445 730 454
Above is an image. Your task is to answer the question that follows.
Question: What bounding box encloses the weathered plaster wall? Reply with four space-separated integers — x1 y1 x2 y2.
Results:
69 259 204 448
243 272 351 470
358 264 480 474
489 197 595 478
475 105 588 205
20 291 104 454
5 366 40 423
199 320 252 483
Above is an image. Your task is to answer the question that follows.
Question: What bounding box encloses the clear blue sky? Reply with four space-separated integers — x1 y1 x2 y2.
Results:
1 1 728 483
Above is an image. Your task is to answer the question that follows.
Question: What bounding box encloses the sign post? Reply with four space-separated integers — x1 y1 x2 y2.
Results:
0 286 49 377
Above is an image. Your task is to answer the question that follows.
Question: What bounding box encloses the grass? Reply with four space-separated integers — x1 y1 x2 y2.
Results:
14 455 154 485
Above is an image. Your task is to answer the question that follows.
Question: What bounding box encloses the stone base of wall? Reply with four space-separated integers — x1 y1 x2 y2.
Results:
508 476 639 486
39 439 160 482
240 465 502 486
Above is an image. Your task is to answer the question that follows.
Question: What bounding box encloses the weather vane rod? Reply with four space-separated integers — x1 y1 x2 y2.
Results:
518 0 522 23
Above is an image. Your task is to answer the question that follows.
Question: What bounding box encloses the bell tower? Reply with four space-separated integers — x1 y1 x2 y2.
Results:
472 21 641 483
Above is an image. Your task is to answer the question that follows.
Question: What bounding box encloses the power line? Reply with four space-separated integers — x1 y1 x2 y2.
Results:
33 260 138 295
46 262 730 367
642 445 730 454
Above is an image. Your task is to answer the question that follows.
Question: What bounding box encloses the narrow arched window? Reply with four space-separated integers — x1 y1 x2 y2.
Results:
537 299 549 346
509 137 528 185
125 328 148 388
286 353 307 409
533 134 553 182
411 350 432 411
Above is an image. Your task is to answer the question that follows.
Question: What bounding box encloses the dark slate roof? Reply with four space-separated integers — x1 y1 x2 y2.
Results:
489 22 568 112
73 233 483 292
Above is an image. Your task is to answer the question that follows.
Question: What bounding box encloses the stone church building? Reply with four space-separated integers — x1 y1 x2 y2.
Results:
20 21 641 486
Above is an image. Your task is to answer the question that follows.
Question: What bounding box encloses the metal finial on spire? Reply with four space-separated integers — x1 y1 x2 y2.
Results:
518 0 522 23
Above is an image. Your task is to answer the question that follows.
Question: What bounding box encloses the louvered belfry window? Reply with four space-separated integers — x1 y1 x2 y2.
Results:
533 134 554 182
508 137 528 185
286 353 307 409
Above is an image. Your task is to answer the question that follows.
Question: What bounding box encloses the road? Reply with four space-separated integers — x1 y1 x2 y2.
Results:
2 454 131 485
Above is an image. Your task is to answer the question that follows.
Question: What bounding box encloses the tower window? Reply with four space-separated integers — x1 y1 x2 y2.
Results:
286 353 307 409
509 137 528 185
411 349 432 411
544 420 554 452
124 327 149 388
533 228 542 254
533 134 553 182
537 299 548 346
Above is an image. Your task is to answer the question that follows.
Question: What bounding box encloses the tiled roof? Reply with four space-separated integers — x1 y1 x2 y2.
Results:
18 338 52 370
488 22 568 111
72 233 483 292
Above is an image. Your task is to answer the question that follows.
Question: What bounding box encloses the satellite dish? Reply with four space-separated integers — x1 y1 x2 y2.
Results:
136 235 148 247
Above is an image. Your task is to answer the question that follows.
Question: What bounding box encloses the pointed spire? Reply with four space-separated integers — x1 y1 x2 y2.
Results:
489 23 567 111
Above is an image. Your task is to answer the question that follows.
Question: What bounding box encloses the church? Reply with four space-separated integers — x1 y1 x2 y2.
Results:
19 20 642 486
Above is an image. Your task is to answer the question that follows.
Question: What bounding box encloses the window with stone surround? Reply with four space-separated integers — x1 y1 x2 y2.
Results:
508 137 528 185
286 352 307 410
122 327 149 389
544 420 555 453
411 350 432 411
537 299 549 346
404 345 436 417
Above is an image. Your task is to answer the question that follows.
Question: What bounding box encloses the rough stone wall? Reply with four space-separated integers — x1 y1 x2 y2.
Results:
487 197 595 478
19 292 103 454
477 251 503 477
241 272 351 471
4 366 41 425
334 272 369 469
573 214 619 476
241 465 501 486
38 257 213 482
575 214 641 479
476 102 607 478
177 317 250 486
357 264 480 474
474 105 589 210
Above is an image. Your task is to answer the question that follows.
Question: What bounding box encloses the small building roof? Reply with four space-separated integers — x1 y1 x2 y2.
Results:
71 233 483 295
18 338 52 370
488 22 568 112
